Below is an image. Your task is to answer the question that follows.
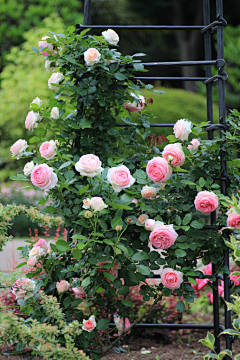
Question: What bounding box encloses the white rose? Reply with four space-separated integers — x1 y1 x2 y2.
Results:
145 219 155 231
83 198 91 209
153 221 164 230
102 29 119 45
10 139 28 160
50 107 59 119
23 161 35 176
29 246 45 259
31 97 42 107
173 119 192 141
45 60 57 72
84 48 101 66
48 72 64 90
90 197 108 211
141 185 157 199
75 154 103 178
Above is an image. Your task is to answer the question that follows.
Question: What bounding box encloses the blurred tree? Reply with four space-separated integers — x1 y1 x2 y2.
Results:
0 0 83 71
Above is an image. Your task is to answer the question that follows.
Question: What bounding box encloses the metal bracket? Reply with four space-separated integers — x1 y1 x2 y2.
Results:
204 123 229 131
201 14 227 33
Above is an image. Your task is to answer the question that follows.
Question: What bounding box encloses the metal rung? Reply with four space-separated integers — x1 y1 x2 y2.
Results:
108 322 215 329
141 60 225 67
116 123 174 127
134 77 208 81
76 24 204 31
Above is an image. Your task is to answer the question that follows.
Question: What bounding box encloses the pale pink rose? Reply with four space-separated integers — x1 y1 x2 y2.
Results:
84 48 101 66
56 280 70 293
82 315 97 332
25 111 40 130
31 97 42 107
102 29 119 45
38 36 55 57
146 157 172 184
136 214 149 226
12 278 35 300
10 139 28 160
34 238 48 252
152 221 164 230
114 314 131 335
50 107 59 119
161 268 183 290
123 93 145 113
39 140 57 160
27 257 37 268
48 72 64 90
131 198 138 205
107 165 135 193
194 191 219 214
75 154 103 177
83 198 91 209
145 219 155 231
72 286 85 299
31 164 58 190
227 212 240 228
29 246 45 259
149 224 178 249
90 197 108 211
141 185 157 199
162 143 185 167
23 161 35 176
173 119 192 141
188 139 200 152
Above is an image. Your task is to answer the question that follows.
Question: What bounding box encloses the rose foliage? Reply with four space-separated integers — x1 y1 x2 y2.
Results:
7 25 240 358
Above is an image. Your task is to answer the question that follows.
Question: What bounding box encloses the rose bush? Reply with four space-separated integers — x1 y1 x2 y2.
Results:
7 26 240 359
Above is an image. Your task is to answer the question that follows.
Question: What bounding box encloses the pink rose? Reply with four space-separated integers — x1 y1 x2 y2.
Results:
34 238 48 252
10 139 28 160
145 219 155 231
83 198 91 209
123 93 145 113
82 315 97 332
141 185 157 199
173 119 192 141
149 224 178 249
136 214 149 226
48 72 64 90
72 286 85 299
114 314 131 335
194 191 219 214
27 257 37 268
227 212 240 228
107 165 135 193
12 278 35 300
162 143 185 167
102 29 119 45
230 275 240 286
146 157 172 184
84 48 101 66
39 140 57 160
38 36 56 57
131 198 138 205
90 197 108 211
56 280 70 293
75 154 103 177
31 164 58 190
161 268 183 290
203 263 212 275
25 111 40 131
188 139 200 152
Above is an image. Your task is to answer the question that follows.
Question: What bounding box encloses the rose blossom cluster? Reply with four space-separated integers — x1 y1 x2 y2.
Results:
27 238 49 268
82 197 108 212
12 277 35 301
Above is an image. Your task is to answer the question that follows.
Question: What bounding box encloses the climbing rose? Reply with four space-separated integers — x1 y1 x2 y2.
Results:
227 211 240 228
38 36 56 57
162 143 185 167
82 315 97 332
194 191 219 214
12 278 35 300
136 214 149 226
90 197 108 211
34 238 48 252
146 157 172 183
188 138 200 152
173 119 192 141
31 164 58 190
123 93 145 113
84 48 101 66
23 161 35 176
10 139 28 160
107 165 135 193
45 60 57 71
56 280 70 293
161 268 183 290
141 185 157 199
114 314 131 335
48 72 64 90
75 154 103 178
27 257 37 268
102 29 119 45
145 219 155 231
82 198 91 209
50 107 59 119
72 286 85 299
25 111 40 131
39 140 57 160
29 246 45 259
31 97 42 107
149 224 178 249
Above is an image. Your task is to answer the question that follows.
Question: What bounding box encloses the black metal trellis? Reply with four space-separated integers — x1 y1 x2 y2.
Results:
77 0 233 357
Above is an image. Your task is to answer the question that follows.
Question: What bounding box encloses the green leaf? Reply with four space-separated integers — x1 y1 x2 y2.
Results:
82 277 90 288
111 216 122 229
199 177 205 187
64 55 78 64
175 249 187 257
78 184 89 195
175 215 182 226
203 354 218 360
133 63 144 71
109 202 132 210
96 318 110 331
218 350 232 360
136 264 150 275
72 249 82 259
182 180 196 186
29 136 39 143
183 213 192 225
176 300 185 313
32 46 39 54
118 286 129 295
187 277 197 285
220 329 240 336
67 25 75 33
128 270 139 284
166 135 177 142
63 296 72 308
132 252 148 262
183 294 194 303
10 174 28 181
46 206 55 213
190 220 204 229
104 239 114 246
121 299 133 307
56 240 70 252
79 119 91 128
103 272 115 282
58 161 72 171
114 72 126 81
117 244 129 253
15 262 27 269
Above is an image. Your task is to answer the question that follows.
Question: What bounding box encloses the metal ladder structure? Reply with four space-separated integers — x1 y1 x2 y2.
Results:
75 0 233 357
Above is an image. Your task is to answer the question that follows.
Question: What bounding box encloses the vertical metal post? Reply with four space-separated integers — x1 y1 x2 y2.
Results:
83 0 92 25
216 0 232 357
203 0 220 353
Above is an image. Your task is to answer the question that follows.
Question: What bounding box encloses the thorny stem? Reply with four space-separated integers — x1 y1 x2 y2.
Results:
99 292 162 357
